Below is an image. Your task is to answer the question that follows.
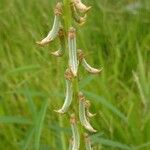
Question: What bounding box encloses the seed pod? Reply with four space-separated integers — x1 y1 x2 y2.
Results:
36 2 62 46
79 92 97 132
68 27 78 76
84 133 93 150
55 69 73 114
77 49 102 74
51 27 65 57
70 114 80 150
71 2 87 26
85 100 96 118
82 59 102 74
69 138 73 150
72 0 91 13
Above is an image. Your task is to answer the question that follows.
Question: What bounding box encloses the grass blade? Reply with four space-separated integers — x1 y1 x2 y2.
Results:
22 127 35 150
35 99 48 150
0 116 32 124
92 137 134 150
24 84 37 118
7 65 40 74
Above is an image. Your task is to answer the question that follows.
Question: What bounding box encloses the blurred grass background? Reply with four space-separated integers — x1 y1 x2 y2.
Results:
0 0 150 149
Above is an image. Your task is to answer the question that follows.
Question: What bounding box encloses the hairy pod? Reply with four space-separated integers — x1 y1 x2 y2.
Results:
36 2 62 46
71 2 87 26
79 92 97 132
70 114 80 150
68 27 78 76
84 133 93 150
72 0 91 13
51 27 65 57
55 69 73 114
77 49 102 74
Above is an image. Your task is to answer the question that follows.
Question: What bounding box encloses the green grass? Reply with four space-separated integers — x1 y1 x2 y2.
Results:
0 0 150 149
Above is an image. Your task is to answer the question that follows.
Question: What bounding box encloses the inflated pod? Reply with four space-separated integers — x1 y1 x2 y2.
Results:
51 27 65 57
77 49 102 74
79 92 97 132
70 114 80 150
36 2 62 46
68 27 78 76
55 69 73 114
84 133 93 150
71 2 87 26
72 0 91 13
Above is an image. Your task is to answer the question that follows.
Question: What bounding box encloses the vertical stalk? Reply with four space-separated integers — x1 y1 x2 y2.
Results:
63 0 81 148
72 77 79 114
63 0 72 30
59 116 67 150
60 1 73 149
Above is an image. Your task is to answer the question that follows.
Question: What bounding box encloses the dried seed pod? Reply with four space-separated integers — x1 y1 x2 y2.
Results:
79 92 97 132
85 100 96 118
84 133 93 150
82 59 102 74
69 138 73 150
36 2 62 46
72 0 91 13
55 69 73 114
51 27 65 57
70 114 80 150
71 2 87 26
77 49 102 74
68 27 78 76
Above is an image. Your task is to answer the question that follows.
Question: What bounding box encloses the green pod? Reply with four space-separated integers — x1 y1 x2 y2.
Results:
79 92 97 132
68 27 78 76
36 2 62 46
70 114 80 150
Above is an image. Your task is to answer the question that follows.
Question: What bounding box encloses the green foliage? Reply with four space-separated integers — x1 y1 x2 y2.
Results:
0 0 150 149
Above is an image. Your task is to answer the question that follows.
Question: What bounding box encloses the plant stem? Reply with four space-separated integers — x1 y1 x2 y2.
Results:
63 0 81 148
63 0 72 30
59 115 67 150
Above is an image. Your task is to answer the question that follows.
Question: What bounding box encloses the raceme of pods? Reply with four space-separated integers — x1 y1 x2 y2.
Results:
36 1 102 149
